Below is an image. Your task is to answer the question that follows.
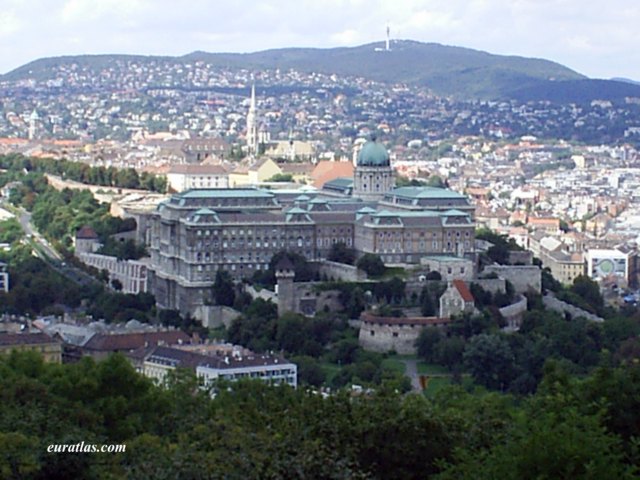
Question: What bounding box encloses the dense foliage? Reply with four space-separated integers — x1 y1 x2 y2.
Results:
0 351 638 479
0 153 166 192
356 253 385 277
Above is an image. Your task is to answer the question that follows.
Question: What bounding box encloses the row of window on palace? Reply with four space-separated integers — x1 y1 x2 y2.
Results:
375 240 471 251
189 237 354 250
186 230 470 244
191 227 353 236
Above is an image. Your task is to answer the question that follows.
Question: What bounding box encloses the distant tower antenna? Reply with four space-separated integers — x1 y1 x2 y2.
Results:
386 23 390 51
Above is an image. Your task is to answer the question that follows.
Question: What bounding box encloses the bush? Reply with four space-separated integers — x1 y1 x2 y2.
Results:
356 253 385 277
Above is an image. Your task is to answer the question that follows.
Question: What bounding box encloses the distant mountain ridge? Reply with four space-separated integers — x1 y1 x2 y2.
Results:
4 40 640 102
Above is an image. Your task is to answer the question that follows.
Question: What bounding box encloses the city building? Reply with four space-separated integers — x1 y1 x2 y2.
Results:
585 247 637 287
0 261 8 293
144 139 476 321
166 164 229 192
74 225 100 254
76 253 149 294
228 157 282 187
138 345 297 388
181 138 229 163
420 256 474 281
0 332 62 363
439 280 476 318
78 330 191 361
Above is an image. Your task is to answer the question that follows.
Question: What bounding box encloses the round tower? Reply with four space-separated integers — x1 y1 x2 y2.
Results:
275 256 296 316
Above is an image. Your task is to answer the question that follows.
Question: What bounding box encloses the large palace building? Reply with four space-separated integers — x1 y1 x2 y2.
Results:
145 138 475 319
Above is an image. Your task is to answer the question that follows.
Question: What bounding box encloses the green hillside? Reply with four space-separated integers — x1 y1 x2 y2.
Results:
7 40 639 102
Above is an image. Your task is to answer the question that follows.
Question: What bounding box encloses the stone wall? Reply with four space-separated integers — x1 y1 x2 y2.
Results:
508 251 534 265
542 294 604 323
195 305 241 329
358 312 450 354
499 295 528 331
245 285 277 302
318 260 367 282
78 252 148 294
472 278 506 294
483 265 542 294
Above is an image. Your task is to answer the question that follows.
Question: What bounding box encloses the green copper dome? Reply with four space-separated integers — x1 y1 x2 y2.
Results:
357 137 390 167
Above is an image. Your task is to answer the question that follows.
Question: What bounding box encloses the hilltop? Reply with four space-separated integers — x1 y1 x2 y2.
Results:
3 40 640 102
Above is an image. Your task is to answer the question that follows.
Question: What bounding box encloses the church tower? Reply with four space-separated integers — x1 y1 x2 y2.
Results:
28 110 39 140
246 84 258 155
353 135 395 202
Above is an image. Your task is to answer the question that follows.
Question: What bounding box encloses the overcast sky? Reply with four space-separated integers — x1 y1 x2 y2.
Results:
1 0 638 80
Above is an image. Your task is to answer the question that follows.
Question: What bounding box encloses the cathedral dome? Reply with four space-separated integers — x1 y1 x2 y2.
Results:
357 137 390 167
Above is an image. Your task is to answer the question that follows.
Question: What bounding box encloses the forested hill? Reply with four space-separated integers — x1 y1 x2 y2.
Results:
6 40 640 102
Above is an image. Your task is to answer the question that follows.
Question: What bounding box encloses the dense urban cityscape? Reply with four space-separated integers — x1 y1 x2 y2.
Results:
1 23 640 480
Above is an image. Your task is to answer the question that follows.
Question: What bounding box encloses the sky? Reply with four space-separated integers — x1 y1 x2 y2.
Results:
1 0 639 80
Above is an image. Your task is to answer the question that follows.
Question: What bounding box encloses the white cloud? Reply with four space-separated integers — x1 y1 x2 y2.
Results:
0 0 638 79
60 0 147 23
331 29 361 45
0 11 21 36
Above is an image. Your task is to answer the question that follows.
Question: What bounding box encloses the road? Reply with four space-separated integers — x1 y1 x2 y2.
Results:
16 206 100 287
401 359 423 392
18 209 62 261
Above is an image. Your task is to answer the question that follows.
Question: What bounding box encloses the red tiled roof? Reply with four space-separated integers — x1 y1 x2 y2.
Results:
168 164 228 175
311 161 354 188
0 332 60 346
76 225 99 239
83 331 191 352
359 312 451 326
453 280 474 303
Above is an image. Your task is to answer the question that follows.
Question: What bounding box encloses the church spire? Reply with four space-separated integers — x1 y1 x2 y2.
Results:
246 83 258 155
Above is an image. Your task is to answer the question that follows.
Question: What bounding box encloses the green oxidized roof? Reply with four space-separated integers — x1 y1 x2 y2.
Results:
357 139 390 167
389 186 466 199
179 188 274 199
324 177 354 188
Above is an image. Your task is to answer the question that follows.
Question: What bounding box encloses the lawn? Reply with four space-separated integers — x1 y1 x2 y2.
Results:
381 357 406 374
422 377 451 396
417 363 449 375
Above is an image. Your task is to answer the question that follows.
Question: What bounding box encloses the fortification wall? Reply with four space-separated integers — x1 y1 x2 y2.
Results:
499 295 528 331
472 278 506 294
318 261 367 282
358 313 450 354
508 251 534 265
542 294 604 323
484 265 542 294
196 305 241 329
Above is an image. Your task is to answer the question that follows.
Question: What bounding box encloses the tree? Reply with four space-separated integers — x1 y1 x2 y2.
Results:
356 253 385 277
266 173 293 182
292 356 326 387
464 334 515 391
213 271 235 307
416 327 443 363
426 175 446 188
420 286 436 316
434 336 466 370
327 242 356 265
570 275 604 313
438 407 636 480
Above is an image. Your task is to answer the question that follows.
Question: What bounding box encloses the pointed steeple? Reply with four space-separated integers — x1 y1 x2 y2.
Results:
246 83 258 155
